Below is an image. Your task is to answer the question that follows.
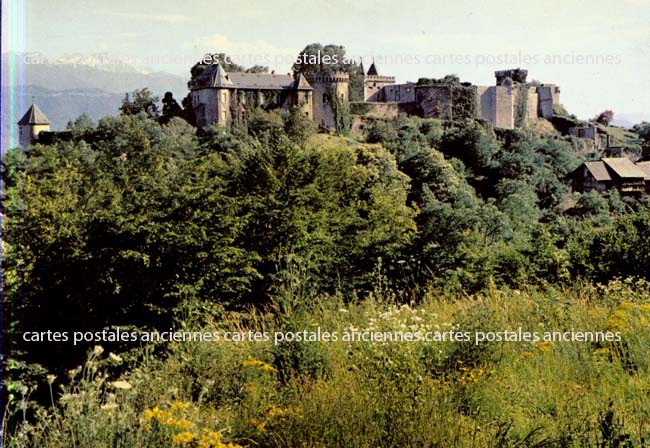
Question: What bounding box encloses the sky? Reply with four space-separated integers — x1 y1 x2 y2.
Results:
10 0 650 122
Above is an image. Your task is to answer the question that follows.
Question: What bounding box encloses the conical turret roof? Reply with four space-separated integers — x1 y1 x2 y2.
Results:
292 73 312 90
17 103 50 125
211 64 233 87
367 60 378 76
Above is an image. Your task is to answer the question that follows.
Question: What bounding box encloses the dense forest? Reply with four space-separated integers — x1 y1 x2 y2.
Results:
2 47 650 446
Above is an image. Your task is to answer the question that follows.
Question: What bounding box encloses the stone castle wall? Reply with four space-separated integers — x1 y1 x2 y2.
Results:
306 73 349 130
360 102 399 119
477 86 515 128
415 86 453 120
380 83 416 103
191 88 220 127
526 87 539 120
537 84 559 118
363 75 395 101
476 83 559 129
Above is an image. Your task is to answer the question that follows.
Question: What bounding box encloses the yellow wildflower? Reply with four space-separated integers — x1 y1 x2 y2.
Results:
607 310 631 332
172 431 197 446
594 348 609 357
241 357 277 373
175 418 193 431
171 401 191 412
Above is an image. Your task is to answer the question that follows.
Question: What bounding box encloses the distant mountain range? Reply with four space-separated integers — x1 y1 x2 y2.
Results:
2 53 188 150
611 113 648 129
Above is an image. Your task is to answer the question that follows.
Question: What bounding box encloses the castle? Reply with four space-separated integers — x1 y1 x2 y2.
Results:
16 65 562 147
16 65 562 148
188 63 347 129
189 63 562 131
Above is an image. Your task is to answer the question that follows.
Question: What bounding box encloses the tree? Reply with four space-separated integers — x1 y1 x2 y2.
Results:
160 91 182 123
66 113 94 133
120 88 159 117
292 43 364 102
293 43 350 75
632 121 650 160
189 53 269 84
595 110 614 126
285 106 317 148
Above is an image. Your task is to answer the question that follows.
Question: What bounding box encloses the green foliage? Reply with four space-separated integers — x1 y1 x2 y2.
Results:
329 86 350 135
595 109 614 126
514 84 529 128
5 283 650 447
284 106 317 148
292 43 363 101
348 102 370 116
190 53 269 80
6 105 650 446
246 108 285 138
414 76 476 121
292 43 354 75
451 85 478 121
416 74 461 86
632 121 650 159
119 88 159 117
4 107 650 389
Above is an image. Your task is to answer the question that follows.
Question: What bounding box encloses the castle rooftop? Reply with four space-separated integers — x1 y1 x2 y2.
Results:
191 64 311 90
18 103 50 125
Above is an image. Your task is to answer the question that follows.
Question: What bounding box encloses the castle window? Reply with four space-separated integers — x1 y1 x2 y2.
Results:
322 93 329 104
222 92 227 102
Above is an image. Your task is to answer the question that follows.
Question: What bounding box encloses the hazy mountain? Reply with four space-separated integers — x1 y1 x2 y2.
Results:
611 113 649 129
2 53 188 150
12 85 124 127
3 53 187 95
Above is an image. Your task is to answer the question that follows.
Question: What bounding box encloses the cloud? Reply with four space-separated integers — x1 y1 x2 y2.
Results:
182 34 297 70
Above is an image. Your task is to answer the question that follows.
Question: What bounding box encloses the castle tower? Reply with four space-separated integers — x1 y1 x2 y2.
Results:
362 59 395 102
210 64 233 127
305 71 349 130
291 73 314 119
189 63 233 127
17 103 50 147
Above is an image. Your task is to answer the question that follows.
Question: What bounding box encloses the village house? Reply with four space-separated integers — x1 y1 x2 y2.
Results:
570 157 649 196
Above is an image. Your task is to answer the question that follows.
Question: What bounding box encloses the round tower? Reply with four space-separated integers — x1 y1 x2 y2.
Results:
304 71 349 131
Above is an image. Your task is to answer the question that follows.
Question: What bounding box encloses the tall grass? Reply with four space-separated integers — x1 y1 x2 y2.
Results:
4 279 650 447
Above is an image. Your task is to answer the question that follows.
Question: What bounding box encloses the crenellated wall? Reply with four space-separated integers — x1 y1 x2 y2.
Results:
306 72 349 130
363 75 396 101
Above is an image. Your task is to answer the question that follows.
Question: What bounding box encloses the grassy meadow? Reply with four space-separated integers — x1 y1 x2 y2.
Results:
5 279 650 448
